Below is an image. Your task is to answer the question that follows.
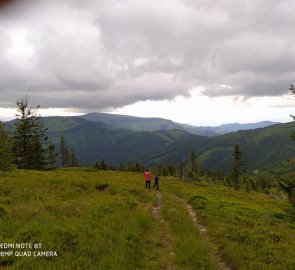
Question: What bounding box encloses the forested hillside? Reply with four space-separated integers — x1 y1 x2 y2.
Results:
147 121 295 172
42 116 191 165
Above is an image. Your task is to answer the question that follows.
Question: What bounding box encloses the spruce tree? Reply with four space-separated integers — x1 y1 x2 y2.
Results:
279 85 295 207
95 161 99 170
100 159 108 170
69 148 79 167
59 133 78 167
178 159 187 179
13 98 48 170
118 162 125 171
231 144 243 190
157 164 163 176
290 84 295 139
162 165 168 176
60 133 70 167
135 162 142 172
127 161 133 172
0 122 13 171
47 140 58 170
187 150 199 179
167 165 176 176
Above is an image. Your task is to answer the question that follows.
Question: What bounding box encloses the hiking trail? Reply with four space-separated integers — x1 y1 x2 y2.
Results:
185 200 231 270
153 191 231 270
152 192 175 270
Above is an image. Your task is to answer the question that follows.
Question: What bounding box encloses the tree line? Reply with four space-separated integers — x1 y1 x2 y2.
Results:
165 145 244 190
0 98 78 171
93 145 245 193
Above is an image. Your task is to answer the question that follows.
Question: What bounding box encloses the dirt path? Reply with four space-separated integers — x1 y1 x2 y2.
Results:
153 191 231 270
152 192 175 270
185 202 231 270
152 191 162 219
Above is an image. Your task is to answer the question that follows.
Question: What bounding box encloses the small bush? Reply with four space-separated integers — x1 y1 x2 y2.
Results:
0 207 7 218
189 194 208 209
95 183 109 191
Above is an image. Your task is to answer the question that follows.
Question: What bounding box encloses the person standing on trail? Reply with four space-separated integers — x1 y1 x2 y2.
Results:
153 174 159 191
144 169 151 189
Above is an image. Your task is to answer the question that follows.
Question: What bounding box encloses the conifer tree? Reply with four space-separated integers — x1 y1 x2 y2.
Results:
157 164 163 176
59 133 78 167
60 133 69 167
100 159 108 170
167 165 176 176
134 161 144 172
95 160 105 170
127 161 133 172
109 164 117 171
279 85 295 207
0 122 13 171
47 140 58 170
231 144 243 190
69 148 79 167
13 98 48 170
290 84 295 139
187 150 199 179
178 159 187 179
118 162 125 171
162 166 168 176
95 161 99 170
279 160 295 208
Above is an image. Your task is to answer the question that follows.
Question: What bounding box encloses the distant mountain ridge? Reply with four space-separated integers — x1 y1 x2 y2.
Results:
81 112 279 135
81 112 215 136
209 121 279 134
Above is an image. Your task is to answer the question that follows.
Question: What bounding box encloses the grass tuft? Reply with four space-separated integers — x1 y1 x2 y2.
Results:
95 183 109 191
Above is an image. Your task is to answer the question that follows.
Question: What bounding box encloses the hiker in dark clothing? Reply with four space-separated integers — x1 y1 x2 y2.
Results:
153 174 159 191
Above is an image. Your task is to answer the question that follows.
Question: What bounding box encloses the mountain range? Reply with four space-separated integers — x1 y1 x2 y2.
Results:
5 113 293 172
81 112 278 135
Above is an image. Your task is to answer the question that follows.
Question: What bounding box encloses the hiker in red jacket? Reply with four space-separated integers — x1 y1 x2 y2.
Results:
144 169 151 189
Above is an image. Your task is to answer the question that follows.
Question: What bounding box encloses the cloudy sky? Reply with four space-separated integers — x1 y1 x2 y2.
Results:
0 0 295 125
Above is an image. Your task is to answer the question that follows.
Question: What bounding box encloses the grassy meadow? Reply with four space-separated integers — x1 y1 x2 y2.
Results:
0 169 294 269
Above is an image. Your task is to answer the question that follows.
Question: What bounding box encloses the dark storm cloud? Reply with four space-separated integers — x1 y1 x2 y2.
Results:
0 0 294 109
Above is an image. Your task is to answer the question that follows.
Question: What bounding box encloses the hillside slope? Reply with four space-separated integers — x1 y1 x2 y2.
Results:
43 116 191 165
146 121 295 172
